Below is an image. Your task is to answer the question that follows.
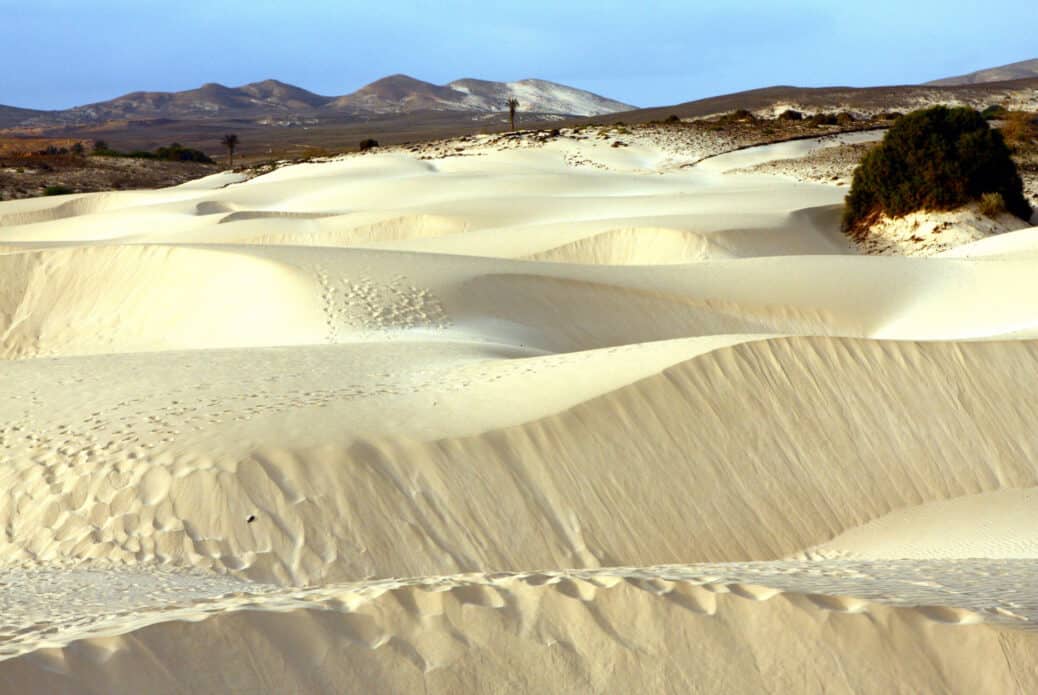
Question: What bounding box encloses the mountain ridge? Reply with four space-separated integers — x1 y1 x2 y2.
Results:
1 75 635 129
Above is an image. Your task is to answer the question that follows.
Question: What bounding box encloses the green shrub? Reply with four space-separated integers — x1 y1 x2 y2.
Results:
981 105 1008 120
778 109 803 121
44 185 74 196
89 142 213 162
154 143 214 163
979 192 1007 217
809 113 838 126
843 106 1031 232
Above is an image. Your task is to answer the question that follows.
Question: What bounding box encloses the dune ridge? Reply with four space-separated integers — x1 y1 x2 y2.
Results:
3 559 1038 694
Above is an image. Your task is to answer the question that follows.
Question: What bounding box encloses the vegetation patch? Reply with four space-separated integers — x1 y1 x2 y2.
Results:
91 140 213 163
978 192 1007 218
843 106 1031 235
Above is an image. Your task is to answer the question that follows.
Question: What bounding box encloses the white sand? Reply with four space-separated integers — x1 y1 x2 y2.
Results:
2 129 1038 693
853 204 1031 256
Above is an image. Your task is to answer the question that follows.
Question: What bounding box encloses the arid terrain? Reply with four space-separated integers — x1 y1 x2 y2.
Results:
2 104 1038 693
2 72 1036 164
0 112 901 201
0 139 218 201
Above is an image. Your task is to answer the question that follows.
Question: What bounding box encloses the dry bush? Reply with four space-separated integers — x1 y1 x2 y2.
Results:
1001 111 1038 151
979 192 1007 218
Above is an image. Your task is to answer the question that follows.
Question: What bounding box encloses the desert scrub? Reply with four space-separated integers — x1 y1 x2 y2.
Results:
979 192 1007 218
810 113 839 127
843 106 1031 234
43 185 74 196
1001 111 1038 150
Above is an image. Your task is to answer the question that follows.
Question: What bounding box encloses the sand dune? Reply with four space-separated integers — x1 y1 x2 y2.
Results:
1 129 1036 693
3 560 1038 694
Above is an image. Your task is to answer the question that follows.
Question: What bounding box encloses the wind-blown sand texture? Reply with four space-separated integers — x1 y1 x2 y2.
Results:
2 128 1038 694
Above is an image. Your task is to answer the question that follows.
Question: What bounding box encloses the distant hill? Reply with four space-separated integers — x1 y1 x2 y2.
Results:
568 77 1038 125
44 80 333 125
0 105 47 129
927 58 1038 86
0 75 634 130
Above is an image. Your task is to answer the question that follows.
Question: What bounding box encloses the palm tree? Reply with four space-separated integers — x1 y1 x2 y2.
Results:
506 97 519 132
221 133 239 167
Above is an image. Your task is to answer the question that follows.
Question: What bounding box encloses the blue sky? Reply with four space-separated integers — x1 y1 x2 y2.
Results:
3 0 1035 110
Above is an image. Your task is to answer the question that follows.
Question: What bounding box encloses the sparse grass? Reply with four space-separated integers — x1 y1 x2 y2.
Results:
300 147 332 159
1001 111 1038 151
979 192 1007 218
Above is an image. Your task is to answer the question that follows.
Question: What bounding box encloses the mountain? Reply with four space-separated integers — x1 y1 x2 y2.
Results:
327 74 632 116
1 75 633 130
927 58 1038 86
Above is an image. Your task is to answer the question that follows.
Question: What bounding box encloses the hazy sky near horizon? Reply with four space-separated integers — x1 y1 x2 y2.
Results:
3 0 1035 110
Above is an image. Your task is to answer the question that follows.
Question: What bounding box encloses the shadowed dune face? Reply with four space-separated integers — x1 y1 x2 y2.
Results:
2 337 1035 586
2 132 1038 692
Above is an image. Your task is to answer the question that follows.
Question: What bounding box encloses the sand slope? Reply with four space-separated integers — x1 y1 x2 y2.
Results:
1 130 1037 693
